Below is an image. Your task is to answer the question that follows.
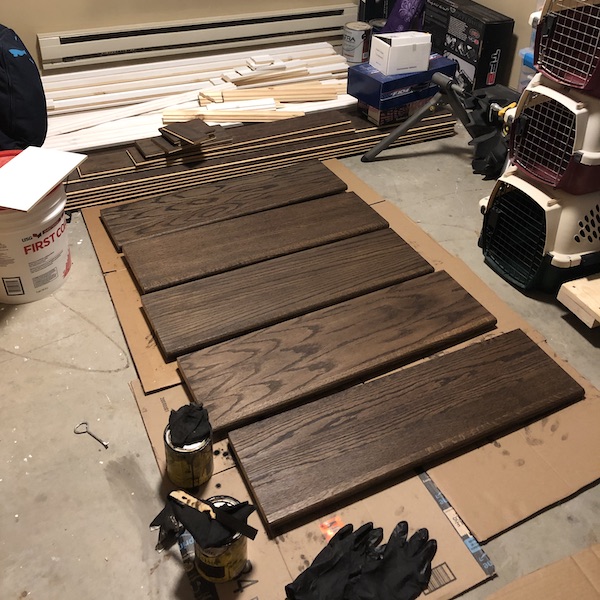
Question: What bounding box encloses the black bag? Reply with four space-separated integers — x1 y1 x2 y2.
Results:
0 25 47 150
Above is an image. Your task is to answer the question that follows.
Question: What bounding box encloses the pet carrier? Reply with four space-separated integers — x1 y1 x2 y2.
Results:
534 0 600 96
509 73 600 195
479 166 600 291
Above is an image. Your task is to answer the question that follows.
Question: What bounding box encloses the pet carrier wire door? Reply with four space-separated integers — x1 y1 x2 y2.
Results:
509 73 600 195
479 167 600 290
535 0 600 96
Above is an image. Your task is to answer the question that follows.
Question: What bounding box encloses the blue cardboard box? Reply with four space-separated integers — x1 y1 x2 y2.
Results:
347 54 457 111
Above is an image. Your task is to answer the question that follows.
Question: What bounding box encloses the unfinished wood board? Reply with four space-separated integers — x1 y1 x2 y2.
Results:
179 270 497 437
228 329 585 535
144 229 433 360
100 160 348 250
557 274 600 329
123 192 388 293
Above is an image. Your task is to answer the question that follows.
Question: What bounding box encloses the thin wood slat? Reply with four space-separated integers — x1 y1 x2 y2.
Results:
123 192 388 293
100 160 347 250
66 126 455 212
144 229 433 360
179 270 497 437
228 329 585 535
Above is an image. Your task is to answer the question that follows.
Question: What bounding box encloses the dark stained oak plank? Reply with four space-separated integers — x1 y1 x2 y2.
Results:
179 270 497 437
228 329 585 535
143 229 433 360
123 192 389 293
100 160 348 251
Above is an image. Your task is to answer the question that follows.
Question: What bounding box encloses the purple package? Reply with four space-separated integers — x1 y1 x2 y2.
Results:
381 0 426 33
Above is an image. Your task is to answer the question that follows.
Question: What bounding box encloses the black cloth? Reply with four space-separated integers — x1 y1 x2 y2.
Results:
168 404 211 447
0 25 47 150
151 496 256 551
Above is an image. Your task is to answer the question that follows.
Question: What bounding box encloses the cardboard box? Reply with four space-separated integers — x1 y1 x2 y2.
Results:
131 382 494 600
348 54 457 109
83 160 600 599
358 97 434 126
423 0 514 90
488 545 600 599
369 31 432 76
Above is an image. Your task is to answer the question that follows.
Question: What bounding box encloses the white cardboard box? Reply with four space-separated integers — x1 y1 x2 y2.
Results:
369 31 432 76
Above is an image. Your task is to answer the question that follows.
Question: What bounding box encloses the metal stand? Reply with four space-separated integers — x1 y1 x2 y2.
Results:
361 73 479 162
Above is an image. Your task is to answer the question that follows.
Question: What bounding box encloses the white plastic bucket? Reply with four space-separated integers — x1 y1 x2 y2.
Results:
0 151 71 304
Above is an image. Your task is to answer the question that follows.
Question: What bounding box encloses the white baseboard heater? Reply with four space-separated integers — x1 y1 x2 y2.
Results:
38 4 357 70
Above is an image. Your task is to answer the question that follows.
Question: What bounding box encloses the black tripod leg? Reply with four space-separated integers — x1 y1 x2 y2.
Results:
361 91 443 162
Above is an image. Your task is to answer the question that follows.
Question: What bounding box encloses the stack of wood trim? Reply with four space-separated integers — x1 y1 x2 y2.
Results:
65 108 456 211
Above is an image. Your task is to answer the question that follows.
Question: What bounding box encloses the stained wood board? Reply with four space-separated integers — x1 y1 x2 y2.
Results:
74 110 353 178
99 160 348 251
144 229 433 360
66 125 455 211
65 108 456 211
123 192 389 293
178 270 496 437
83 159 600 544
228 329 585 536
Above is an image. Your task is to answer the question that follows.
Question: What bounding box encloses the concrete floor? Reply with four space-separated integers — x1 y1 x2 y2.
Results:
1 123 599 599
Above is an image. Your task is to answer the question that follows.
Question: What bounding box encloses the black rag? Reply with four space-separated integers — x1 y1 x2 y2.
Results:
168 404 211 447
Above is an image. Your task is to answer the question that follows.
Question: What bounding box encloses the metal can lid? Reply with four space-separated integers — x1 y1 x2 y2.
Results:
164 426 210 453
345 21 373 31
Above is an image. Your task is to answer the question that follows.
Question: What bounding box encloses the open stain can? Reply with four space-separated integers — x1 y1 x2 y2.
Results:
194 495 249 583
164 425 213 489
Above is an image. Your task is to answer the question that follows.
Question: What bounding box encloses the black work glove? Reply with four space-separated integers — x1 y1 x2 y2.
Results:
346 521 437 600
285 522 383 600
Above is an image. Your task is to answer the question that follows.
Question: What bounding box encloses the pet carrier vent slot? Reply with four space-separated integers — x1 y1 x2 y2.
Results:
513 95 576 186
537 1 600 88
483 188 547 288
575 204 600 243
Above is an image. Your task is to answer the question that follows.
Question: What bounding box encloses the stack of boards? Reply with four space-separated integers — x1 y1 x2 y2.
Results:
66 107 457 211
99 158 585 536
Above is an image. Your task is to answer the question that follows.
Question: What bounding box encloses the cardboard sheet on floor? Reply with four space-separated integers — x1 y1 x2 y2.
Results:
369 199 600 543
488 544 600 599
131 378 493 599
83 159 600 548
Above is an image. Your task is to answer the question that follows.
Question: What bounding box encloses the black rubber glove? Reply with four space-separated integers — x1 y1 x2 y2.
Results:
346 521 437 600
285 522 383 600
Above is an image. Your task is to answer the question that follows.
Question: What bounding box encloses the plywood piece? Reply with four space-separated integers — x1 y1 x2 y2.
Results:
558 274 600 328
100 160 348 250
228 330 585 535
123 192 389 293
179 270 497 437
144 229 433 360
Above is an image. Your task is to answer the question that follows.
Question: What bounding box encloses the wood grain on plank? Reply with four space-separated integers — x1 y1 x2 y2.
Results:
123 192 388 293
144 229 433 360
228 329 585 535
179 270 497 437
100 160 348 250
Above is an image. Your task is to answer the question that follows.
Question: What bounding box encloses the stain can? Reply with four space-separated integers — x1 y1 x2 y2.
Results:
342 21 373 65
164 425 213 489
194 495 249 583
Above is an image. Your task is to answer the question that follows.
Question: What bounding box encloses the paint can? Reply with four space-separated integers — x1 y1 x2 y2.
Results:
164 425 213 489
0 150 71 305
194 495 249 583
368 18 387 34
342 21 373 65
